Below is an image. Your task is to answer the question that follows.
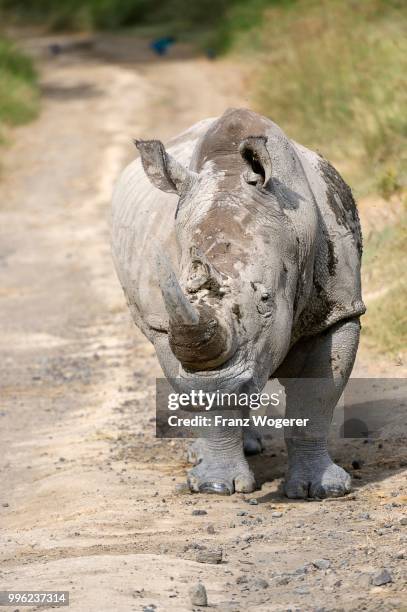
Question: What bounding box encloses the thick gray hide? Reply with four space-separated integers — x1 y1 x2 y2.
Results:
111 111 364 346
111 108 365 497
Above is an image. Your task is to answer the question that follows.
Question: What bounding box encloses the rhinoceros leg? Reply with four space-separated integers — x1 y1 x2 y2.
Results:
152 333 256 494
187 425 262 464
276 317 360 499
186 412 256 495
243 426 263 456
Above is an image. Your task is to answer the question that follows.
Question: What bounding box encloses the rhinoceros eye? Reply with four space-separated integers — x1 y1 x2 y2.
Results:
254 285 274 317
257 300 273 317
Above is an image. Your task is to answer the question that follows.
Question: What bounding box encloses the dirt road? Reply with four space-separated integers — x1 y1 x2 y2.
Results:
0 34 406 611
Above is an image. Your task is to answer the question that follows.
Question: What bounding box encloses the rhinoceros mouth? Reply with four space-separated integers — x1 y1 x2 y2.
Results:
168 304 236 371
177 351 256 394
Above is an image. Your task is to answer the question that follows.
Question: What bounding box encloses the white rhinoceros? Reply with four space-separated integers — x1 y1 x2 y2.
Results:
111 108 365 497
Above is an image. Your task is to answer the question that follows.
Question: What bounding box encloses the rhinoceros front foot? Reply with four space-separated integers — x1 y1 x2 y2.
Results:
187 457 256 495
186 432 256 495
284 439 351 499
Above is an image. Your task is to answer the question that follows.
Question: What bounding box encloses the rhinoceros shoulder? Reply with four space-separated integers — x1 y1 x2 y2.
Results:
290 142 365 343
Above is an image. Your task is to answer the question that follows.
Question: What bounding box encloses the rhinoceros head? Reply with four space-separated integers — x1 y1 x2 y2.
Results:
136 110 302 392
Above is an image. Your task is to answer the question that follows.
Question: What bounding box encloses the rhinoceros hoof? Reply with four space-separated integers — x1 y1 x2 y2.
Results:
187 459 256 495
284 462 351 499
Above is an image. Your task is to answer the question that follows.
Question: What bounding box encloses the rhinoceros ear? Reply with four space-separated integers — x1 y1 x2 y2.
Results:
239 136 272 188
134 139 196 194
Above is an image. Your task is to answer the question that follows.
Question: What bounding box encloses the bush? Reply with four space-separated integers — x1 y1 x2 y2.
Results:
0 0 233 31
0 37 39 135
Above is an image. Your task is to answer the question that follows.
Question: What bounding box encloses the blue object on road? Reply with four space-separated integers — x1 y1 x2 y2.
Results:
150 36 176 56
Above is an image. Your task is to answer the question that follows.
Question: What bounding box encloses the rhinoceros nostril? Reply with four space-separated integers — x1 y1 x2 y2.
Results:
186 266 209 293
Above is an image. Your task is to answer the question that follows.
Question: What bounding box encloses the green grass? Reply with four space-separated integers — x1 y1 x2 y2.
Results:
223 0 406 199
362 221 406 273
0 37 39 138
361 215 407 356
363 284 407 356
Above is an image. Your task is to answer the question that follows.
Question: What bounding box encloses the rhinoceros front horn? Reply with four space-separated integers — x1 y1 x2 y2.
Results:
155 249 199 326
155 249 235 371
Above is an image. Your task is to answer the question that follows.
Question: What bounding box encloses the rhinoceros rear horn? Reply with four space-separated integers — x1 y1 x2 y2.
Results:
134 139 197 195
239 136 272 187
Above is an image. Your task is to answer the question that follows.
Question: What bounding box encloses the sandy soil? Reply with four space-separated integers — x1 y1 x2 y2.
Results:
0 34 406 612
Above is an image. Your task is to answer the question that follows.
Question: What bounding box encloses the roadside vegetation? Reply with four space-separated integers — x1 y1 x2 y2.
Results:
361 218 407 357
0 0 230 31
0 36 39 140
219 0 406 200
4 0 403 198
